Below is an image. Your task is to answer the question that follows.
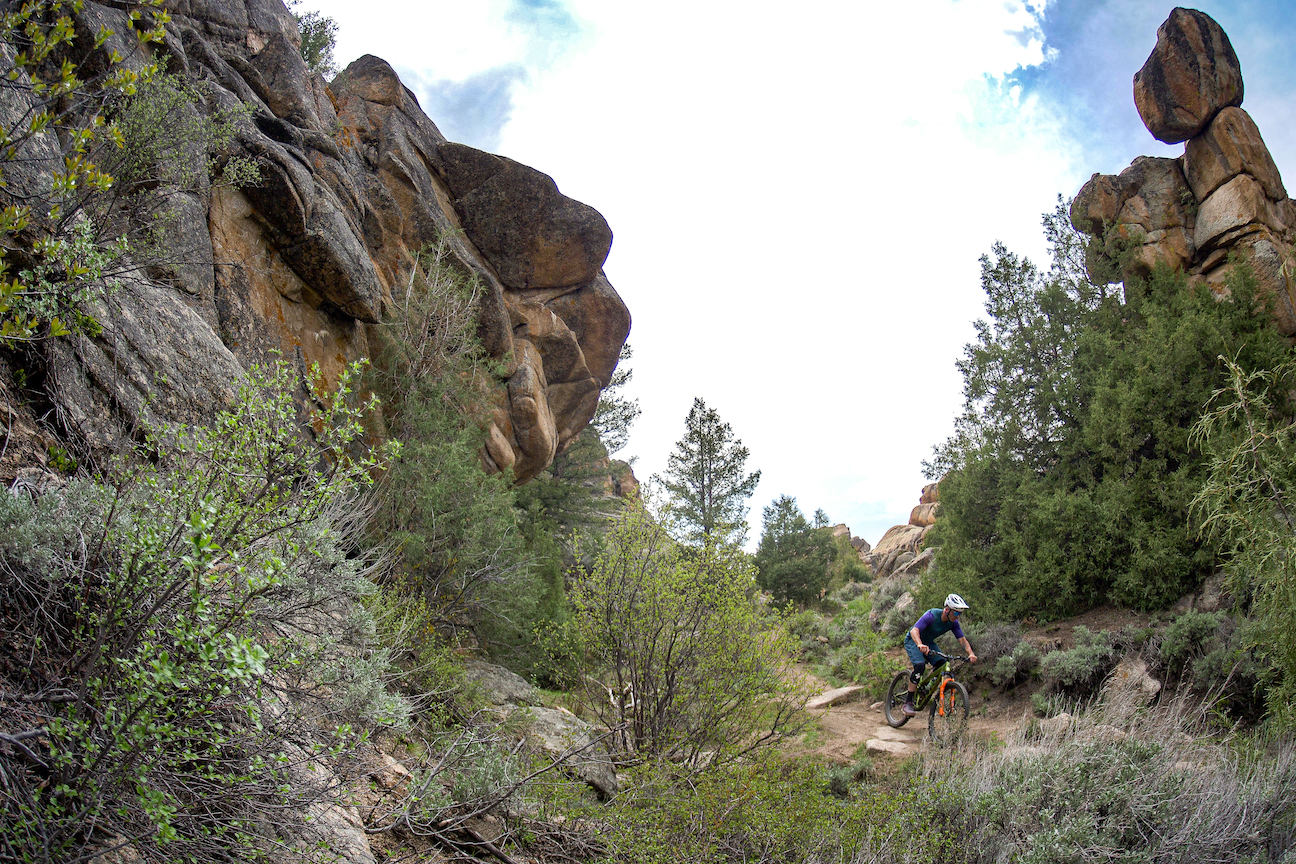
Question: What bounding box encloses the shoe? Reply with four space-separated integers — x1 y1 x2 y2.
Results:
901 701 916 717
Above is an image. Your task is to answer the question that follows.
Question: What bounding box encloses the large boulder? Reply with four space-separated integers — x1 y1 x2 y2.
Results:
1184 107 1286 202
909 502 939 527
865 523 930 580
1133 8 1243 144
519 707 618 799
1103 656 1162 712
461 660 539 707
1193 174 1289 253
436 142 613 291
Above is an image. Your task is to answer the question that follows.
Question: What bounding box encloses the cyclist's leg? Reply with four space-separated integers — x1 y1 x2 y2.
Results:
907 634 927 709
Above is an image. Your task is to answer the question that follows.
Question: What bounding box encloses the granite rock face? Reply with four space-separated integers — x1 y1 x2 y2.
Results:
8 0 629 484
1074 8 1296 336
865 478 943 581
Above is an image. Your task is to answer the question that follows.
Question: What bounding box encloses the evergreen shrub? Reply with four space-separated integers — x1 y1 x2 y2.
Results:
1038 627 1117 695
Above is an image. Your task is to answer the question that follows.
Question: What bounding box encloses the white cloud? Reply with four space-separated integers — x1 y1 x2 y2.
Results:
491 0 1080 546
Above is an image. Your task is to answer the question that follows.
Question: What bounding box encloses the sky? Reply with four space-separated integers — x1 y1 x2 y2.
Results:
304 0 1296 548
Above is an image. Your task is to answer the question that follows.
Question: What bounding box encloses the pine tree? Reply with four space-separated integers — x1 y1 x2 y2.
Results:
656 398 761 546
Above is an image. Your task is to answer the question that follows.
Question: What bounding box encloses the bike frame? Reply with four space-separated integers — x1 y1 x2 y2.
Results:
910 650 968 712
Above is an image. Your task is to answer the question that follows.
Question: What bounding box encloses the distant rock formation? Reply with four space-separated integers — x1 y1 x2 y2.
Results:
831 523 871 556
4 0 630 484
866 481 941 581
1072 7 1296 334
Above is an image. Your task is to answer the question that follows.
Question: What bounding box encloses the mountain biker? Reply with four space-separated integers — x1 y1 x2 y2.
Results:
902 593 978 716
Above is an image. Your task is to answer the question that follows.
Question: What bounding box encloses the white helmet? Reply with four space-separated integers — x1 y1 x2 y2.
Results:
944 593 970 611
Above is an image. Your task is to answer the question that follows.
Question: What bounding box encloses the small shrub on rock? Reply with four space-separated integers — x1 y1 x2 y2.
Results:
1159 609 1224 676
990 641 1040 688
1039 627 1118 696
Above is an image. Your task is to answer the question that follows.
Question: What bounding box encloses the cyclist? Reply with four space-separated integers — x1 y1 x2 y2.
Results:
901 593 978 716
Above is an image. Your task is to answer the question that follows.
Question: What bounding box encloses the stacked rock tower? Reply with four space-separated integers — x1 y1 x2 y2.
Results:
1071 8 1296 333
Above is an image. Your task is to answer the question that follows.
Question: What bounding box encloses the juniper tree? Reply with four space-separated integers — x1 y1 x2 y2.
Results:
656 397 760 546
755 495 834 606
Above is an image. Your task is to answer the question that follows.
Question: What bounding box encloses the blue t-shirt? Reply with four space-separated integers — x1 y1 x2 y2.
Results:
911 608 964 645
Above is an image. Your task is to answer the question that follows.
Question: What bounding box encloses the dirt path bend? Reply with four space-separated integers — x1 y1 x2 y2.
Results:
793 664 1023 763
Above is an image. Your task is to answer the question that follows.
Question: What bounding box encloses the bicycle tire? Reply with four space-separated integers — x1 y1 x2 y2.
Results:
884 671 911 728
927 679 969 746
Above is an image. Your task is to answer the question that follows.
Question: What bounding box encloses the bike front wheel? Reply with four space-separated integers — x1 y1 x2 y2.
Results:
884 671 912 728
928 679 969 746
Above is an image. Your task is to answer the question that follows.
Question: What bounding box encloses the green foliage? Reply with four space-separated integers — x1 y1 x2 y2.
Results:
990 641 1040 688
0 360 403 862
827 530 870 587
99 73 258 264
1038 627 1117 695
784 594 891 695
754 494 833 606
1187 617 1270 723
591 342 640 456
1191 354 1296 727
926 201 1292 621
1159 609 1222 675
563 503 802 765
0 0 170 344
290 0 338 77
596 754 958 864
368 241 525 639
943 704 1296 863
655 397 761 546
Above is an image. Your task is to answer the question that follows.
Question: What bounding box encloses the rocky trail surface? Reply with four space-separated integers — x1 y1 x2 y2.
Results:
792 658 1027 764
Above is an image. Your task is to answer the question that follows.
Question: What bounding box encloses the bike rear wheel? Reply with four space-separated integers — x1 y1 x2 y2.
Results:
884 671 911 728
928 679 969 746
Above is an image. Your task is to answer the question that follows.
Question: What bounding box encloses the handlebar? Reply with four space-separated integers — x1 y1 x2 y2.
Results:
926 650 969 664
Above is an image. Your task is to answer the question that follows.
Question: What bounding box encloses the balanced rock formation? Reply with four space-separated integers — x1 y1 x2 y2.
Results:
1074 8 1296 335
7 0 629 485
1133 8 1243 144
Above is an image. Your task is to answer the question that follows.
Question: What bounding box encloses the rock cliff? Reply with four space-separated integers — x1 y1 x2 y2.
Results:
1072 7 1296 334
6 0 629 484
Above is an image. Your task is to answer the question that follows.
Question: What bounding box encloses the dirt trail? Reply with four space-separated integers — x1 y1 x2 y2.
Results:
792 660 1023 763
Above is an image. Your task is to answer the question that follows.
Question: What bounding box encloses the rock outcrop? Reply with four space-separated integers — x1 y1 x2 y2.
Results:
866 480 941 581
7 0 630 485
831 523 871 556
1074 8 1296 335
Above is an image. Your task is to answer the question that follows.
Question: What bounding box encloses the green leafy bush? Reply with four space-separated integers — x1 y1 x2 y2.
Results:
0 0 169 345
926 203 1291 621
0 361 402 862
881 601 915 640
564 504 803 765
1159 609 1223 675
754 495 834 606
1191 354 1296 727
368 241 529 641
595 754 957 864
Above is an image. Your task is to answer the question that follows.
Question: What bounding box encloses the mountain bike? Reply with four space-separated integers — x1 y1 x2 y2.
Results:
883 651 970 745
